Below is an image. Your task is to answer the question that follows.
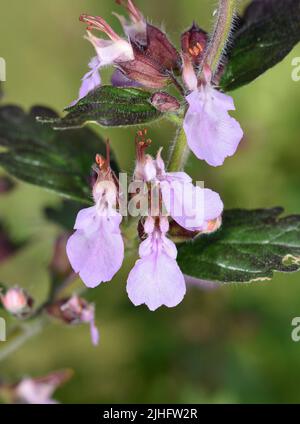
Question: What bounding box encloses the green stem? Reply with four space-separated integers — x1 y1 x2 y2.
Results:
0 319 46 362
167 126 190 172
203 0 237 76
0 274 81 363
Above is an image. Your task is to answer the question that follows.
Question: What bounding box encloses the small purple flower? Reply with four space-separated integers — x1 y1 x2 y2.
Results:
127 217 186 311
183 61 244 167
155 150 224 230
14 370 72 404
61 296 100 346
16 379 58 404
66 154 124 288
73 15 135 104
71 57 101 106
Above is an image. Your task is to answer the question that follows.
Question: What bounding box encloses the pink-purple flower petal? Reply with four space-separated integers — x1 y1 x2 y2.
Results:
127 250 186 311
67 208 124 288
184 86 244 167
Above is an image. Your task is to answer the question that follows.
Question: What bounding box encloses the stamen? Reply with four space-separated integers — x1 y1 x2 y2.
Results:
189 42 204 58
80 14 120 41
135 129 151 161
95 139 111 171
115 0 143 23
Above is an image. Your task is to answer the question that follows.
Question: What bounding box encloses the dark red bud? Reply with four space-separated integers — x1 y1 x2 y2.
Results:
181 22 208 66
151 92 181 113
144 23 181 71
118 44 171 89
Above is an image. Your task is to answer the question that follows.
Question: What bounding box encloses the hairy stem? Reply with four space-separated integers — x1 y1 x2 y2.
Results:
167 127 190 172
203 0 237 76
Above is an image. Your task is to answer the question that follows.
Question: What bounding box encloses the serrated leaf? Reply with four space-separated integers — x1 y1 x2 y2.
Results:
221 0 300 91
39 86 162 130
0 105 118 203
177 208 300 283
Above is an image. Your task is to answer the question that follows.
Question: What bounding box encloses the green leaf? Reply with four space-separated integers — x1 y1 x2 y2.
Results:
44 200 84 230
221 0 300 91
0 105 118 203
177 208 300 283
39 86 162 130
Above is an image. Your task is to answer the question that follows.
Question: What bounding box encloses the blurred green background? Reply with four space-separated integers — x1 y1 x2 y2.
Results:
0 0 300 404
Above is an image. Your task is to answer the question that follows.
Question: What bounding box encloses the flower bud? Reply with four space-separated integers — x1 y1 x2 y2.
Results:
1 287 33 317
118 46 171 89
145 23 181 72
46 295 99 346
151 92 181 113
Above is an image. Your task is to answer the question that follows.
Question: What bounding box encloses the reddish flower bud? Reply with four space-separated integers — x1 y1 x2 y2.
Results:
1 287 33 317
118 23 181 89
46 296 99 346
118 44 171 89
181 23 207 66
145 23 181 71
151 92 181 113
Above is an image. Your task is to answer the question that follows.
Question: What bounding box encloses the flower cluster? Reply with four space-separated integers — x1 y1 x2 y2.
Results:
66 0 244 311
67 132 223 311
74 0 243 167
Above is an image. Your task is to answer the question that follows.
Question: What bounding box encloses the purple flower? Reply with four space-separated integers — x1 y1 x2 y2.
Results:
67 206 124 288
182 60 243 167
73 16 135 103
127 217 186 311
71 57 101 106
155 150 224 230
13 370 72 404
66 155 124 289
16 379 58 404
184 86 244 167
61 296 100 346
